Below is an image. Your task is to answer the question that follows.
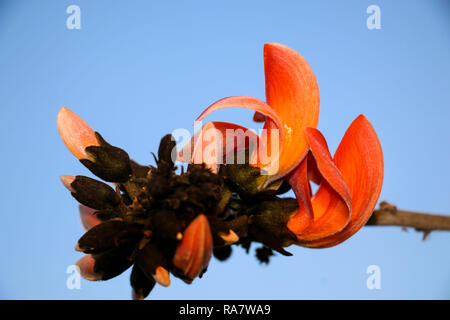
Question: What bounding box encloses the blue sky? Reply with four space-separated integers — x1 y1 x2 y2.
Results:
0 0 449 299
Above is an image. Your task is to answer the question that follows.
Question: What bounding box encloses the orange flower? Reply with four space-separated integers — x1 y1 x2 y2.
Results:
183 42 384 248
56 43 384 300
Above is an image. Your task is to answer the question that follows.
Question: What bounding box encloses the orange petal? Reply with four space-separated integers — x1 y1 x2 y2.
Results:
177 121 259 172
173 215 213 282
286 157 314 234
304 115 383 248
263 42 320 181
307 152 322 185
79 205 101 231
76 254 102 281
195 96 283 134
292 128 352 242
57 107 99 160
195 96 284 178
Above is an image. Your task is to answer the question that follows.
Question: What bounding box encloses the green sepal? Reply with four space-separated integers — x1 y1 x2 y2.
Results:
247 198 298 255
222 164 268 196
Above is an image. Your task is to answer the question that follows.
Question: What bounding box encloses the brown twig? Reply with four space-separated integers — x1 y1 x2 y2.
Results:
366 201 450 240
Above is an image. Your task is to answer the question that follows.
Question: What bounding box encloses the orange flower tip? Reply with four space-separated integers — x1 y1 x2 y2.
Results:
74 243 83 252
153 266 171 287
176 232 183 241
81 272 103 282
132 288 145 300
57 106 99 160
60 175 75 192
219 229 239 244
76 255 103 281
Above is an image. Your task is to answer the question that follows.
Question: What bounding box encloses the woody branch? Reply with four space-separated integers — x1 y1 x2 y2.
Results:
366 201 450 238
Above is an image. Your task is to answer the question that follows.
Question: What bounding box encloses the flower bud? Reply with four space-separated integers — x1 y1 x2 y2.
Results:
93 240 136 280
81 133 132 183
173 214 213 283
158 134 176 168
76 254 103 281
130 264 156 300
135 243 171 287
57 107 99 160
65 175 121 210
76 220 128 254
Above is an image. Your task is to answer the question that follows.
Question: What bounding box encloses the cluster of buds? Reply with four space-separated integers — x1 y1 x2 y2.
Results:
58 42 384 299
58 108 299 299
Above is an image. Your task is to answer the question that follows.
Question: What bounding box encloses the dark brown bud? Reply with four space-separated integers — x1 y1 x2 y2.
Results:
135 243 170 284
81 132 132 183
92 240 135 280
130 264 156 300
70 175 121 210
158 134 176 167
76 220 128 254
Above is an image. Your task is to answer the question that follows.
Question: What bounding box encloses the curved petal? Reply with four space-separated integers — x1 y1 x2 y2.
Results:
306 152 322 185
292 128 352 243
57 107 99 160
263 42 320 181
173 214 213 283
286 157 314 234
303 115 384 248
194 96 284 177
177 121 259 172
79 205 101 231
195 96 283 134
